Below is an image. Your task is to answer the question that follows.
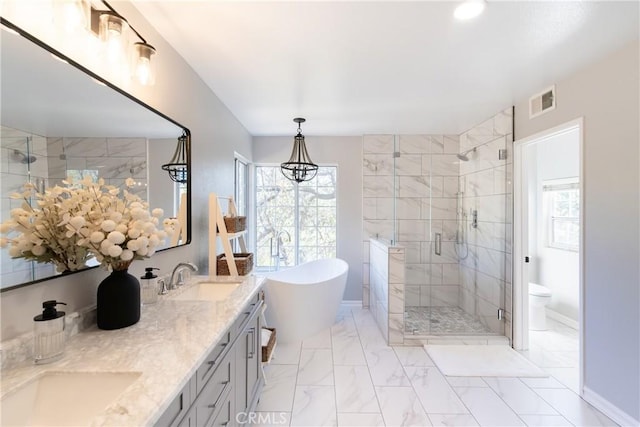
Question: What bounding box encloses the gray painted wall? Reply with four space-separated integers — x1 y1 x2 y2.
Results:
1 2 253 340
253 136 363 301
515 40 639 422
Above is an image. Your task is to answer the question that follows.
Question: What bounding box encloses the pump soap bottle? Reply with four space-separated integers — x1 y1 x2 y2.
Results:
33 300 67 364
141 267 160 304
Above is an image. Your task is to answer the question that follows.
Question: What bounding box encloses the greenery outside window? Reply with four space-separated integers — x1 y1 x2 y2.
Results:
255 166 337 269
543 178 579 251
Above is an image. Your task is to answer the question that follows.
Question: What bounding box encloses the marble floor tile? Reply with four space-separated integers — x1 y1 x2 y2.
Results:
483 377 558 415
445 376 488 388
271 342 302 365
519 414 573 426
332 334 366 366
337 413 385 427
331 316 359 338
428 414 480 426
405 367 468 414
257 365 298 412
290 385 337 427
531 388 617 426
543 368 580 394
357 325 388 351
364 347 411 386
454 387 526 426
375 386 432 426
518 377 566 389
521 348 578 368
302 328 333 349
393 346 435 367
297 349 334 386
334 365 380 413
251 412 292 427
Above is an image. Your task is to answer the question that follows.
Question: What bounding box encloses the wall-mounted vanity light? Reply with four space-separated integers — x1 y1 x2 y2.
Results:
53 0 157 86
162 131 189 183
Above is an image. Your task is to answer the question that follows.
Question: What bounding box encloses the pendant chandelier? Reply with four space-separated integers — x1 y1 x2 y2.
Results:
280 118 318 183
162 131 189 183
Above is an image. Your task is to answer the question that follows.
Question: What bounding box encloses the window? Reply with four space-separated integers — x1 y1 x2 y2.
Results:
235 157 249 216
234 156 249 252
255 166 337 269
543 179 579 251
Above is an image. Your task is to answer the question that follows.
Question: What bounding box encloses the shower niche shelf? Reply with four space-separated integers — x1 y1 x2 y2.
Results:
209 193 251 276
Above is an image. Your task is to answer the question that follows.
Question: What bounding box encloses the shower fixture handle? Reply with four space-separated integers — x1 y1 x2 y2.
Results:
434 233 442 256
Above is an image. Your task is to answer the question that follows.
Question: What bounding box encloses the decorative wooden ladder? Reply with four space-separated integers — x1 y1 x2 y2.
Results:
208 193 247 276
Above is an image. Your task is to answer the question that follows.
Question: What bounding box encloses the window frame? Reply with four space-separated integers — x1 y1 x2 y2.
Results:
543 177 580 252
254 164 338 269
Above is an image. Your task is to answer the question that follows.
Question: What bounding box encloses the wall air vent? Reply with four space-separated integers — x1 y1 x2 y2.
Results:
529 85 556 119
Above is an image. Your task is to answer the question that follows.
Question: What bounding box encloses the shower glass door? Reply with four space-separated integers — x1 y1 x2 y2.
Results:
399 118 512 337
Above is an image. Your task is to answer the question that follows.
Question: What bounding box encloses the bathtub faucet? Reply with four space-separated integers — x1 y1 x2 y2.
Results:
274 230 291 270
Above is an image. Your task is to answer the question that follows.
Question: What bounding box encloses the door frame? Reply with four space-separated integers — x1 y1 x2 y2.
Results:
512 117 584 395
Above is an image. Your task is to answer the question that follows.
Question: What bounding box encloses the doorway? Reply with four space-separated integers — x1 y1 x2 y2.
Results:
513 118 584 395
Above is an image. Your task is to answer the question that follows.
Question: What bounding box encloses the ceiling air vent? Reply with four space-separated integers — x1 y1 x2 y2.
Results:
529 85 556 119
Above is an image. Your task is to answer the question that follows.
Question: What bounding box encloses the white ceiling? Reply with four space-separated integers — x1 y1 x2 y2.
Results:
133 1 639 136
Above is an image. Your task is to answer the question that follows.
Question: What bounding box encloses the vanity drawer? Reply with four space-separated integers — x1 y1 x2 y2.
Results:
196 330 231 394
195 359 233 427
233 292 263 332
154 379 192 427
208 386 233 427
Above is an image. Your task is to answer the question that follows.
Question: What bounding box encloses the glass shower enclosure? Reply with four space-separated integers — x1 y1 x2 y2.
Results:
364 108 513 340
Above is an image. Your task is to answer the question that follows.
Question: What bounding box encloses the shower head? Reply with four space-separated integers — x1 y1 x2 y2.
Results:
12 149 37 164
456 147 476 162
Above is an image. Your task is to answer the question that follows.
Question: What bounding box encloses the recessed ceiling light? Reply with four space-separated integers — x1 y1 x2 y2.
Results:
454 0 486 20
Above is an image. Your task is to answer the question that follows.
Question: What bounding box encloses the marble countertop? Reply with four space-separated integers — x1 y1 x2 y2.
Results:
0 274 265 427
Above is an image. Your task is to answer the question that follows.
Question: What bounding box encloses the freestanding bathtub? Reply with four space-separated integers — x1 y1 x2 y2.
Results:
264 258 349 343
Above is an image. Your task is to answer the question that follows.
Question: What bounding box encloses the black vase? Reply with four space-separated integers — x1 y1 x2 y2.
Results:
97 269 141 330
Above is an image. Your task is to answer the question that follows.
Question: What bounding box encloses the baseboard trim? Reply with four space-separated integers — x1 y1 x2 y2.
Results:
546 308 579 330
583 386 639 426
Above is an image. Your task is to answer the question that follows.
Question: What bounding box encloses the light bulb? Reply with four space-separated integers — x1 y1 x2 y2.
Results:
454 0 486 20
135 57 151 85
61 2 86 32
132 42 156 86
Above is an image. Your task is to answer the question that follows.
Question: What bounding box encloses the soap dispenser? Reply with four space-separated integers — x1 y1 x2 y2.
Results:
141 267 160 305
33 300 67 364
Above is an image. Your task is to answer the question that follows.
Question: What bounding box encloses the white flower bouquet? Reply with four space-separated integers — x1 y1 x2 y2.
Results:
1 177 170 272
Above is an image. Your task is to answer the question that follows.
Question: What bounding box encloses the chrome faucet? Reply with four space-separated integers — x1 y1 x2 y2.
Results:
169 262 198 289
274 230 291 271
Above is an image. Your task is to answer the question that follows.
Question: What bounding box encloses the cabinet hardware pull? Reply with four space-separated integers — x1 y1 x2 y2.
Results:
207 404 216 409
248 328 255 358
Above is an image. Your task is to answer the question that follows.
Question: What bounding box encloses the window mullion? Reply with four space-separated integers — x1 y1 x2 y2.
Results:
294 182 300 265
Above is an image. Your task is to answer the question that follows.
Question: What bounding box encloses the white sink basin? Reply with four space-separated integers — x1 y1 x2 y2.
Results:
1 371 141 426
171 282 240 302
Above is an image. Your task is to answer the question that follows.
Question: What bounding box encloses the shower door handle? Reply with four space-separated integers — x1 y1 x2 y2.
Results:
434 233 442 256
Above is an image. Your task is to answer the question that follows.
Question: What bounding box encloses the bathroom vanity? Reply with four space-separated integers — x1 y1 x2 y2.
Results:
0 275 265 427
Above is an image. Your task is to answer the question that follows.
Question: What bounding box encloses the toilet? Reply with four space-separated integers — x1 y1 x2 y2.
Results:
529 282 552 331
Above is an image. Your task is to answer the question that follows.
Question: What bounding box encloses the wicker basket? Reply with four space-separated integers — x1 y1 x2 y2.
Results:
223 216 247 233
216 252 253 275
261 327 276 363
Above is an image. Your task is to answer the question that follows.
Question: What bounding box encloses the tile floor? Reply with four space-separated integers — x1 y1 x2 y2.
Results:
255 306 616 426
520 318 580 395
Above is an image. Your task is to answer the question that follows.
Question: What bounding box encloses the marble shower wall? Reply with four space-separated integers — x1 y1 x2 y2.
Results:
458 107 514 338
369 238 405 344
46 137 148 199
362 134 460 309
0 128 54 285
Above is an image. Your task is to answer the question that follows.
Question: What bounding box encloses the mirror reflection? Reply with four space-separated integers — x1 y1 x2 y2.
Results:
1 23 190 290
